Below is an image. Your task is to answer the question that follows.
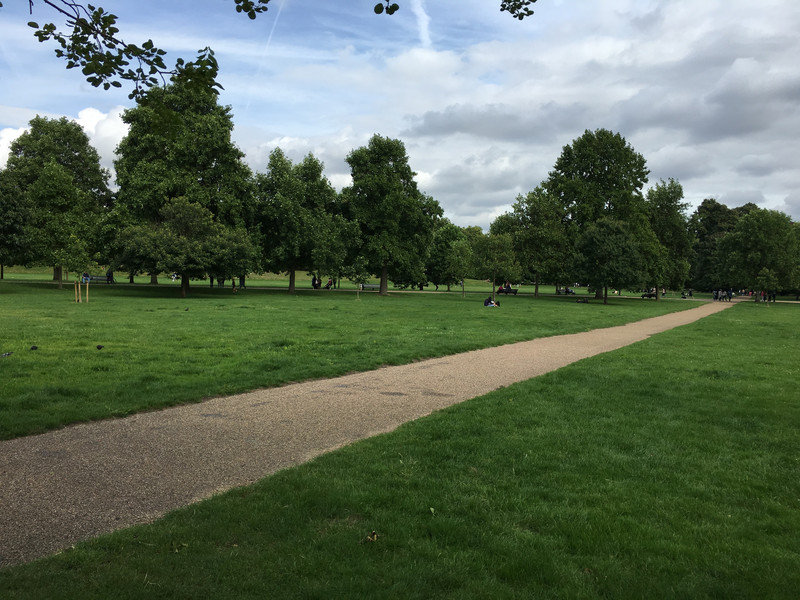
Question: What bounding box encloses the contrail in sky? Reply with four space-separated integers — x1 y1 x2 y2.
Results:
244 0 287 113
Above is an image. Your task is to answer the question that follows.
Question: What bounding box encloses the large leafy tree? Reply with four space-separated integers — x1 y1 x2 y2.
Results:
15 1 536 97
718 208 799 293
112 59 257 295
578 217 645 304
344 135 440 295
645 179 693 296
26 161 98 285
545 128 651 298
499 186 572 296
255 149 344 293
114 50 252 226
1 116 110 285
687 198 738 291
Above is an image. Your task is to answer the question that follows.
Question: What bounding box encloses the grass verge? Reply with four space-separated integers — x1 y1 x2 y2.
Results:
1 302 798 598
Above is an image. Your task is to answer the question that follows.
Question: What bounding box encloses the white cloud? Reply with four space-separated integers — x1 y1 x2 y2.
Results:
75 107 129 175
0 126 26 168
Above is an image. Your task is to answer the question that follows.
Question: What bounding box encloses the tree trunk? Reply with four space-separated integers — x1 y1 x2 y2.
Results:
288 269 296 294
1 264 3 279
129 273 135 284
594 287 603 300
210 277 214 288
534 276 539 298
53 266 63 289
239 275 246 288
150 273 159 285
181 274 189 298
603 285 608 305
655 282 660 301
380 265 389 295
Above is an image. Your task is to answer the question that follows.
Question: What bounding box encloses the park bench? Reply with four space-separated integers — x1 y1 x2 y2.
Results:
360 283 380 291
497 287 518 295
88 274 114 284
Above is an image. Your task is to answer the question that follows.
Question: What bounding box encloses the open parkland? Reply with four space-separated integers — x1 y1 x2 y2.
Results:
1 269 798 599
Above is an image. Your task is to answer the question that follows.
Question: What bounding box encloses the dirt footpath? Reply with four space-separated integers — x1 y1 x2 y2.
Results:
0 300 734 568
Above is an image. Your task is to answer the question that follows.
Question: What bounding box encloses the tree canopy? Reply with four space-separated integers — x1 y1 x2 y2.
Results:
255 149 344 293
0 116 110 285
544 128 651 300
111 67 256 296
718 209 799 292
344 134 441 295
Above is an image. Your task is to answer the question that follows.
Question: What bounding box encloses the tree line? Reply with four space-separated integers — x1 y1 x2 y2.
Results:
1 67 798 300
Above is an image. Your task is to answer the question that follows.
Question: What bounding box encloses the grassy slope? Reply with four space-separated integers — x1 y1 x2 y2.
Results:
1 302 798 598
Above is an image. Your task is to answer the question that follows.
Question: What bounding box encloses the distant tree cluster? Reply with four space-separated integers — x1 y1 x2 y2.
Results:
490 129 799 303
0 64 444 297
1 72 797 298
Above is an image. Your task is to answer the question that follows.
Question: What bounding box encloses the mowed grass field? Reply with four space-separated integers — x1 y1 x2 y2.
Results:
1 281 798 598
1 279 692 440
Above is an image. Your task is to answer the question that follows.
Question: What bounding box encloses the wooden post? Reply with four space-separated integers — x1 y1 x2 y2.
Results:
85 281 89 303
74 281 78 303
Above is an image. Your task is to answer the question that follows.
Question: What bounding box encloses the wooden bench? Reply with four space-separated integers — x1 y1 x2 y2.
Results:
497 288 518 295
360 283 380 291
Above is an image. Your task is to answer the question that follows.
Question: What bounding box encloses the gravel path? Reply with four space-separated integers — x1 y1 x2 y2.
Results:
0 300 734 568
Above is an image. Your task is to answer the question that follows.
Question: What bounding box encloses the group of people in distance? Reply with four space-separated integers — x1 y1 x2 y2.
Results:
484 296 500 308
713 289 733 301
311 276 333 290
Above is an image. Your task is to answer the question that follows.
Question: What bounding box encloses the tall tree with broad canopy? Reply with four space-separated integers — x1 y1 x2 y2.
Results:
545 128 650 298
344 135 440 295
717 208 799 294
1 116 110 285
497 186 573 297
25 161 98 286
578 217 646 304
687 198 738 291
255 148 344 293
645 178 693 297
112 56 257 295
15 1 536 97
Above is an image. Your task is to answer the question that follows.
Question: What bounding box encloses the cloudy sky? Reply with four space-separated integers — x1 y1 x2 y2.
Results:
2 0 799 229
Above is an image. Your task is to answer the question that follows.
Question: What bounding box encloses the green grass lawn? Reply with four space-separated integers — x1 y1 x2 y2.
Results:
1 302 797 598
0 280 693 439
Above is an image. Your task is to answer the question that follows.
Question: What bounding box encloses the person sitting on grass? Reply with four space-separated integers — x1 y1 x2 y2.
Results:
484 296 500 307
